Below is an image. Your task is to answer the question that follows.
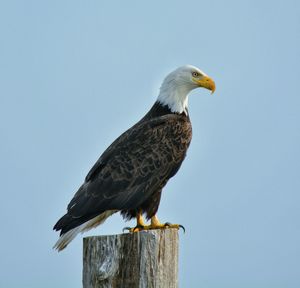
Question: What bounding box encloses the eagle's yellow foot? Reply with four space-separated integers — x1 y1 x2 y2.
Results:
123 214 185 233
148 215 185 232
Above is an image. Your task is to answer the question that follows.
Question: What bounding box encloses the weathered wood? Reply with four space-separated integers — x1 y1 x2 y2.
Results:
83 229 179 288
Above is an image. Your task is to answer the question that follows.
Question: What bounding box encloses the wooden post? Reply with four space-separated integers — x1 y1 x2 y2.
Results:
83 229 179 288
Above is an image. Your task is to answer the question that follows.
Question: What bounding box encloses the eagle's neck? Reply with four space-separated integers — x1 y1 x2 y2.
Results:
157 81 191 115
141 101 189 123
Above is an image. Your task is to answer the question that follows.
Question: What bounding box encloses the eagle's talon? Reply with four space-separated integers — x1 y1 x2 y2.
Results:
179 224 185 233
133 225 144 232
123 224 146 233
163 222 185 232
122 226 131 233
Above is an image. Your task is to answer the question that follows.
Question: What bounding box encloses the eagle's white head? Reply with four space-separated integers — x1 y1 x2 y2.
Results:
157 65 216 114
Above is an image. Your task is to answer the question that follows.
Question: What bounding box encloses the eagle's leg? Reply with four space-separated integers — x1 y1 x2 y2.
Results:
135 211 147 230
123 211 148 232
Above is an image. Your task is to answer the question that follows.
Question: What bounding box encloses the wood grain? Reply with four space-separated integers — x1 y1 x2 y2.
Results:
83 229 179 288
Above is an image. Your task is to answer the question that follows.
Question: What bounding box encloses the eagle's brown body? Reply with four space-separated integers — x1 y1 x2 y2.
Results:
54 102 192 236
53 65 215 251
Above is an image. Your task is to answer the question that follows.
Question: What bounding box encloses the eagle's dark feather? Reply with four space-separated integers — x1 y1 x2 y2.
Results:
54 102 192 235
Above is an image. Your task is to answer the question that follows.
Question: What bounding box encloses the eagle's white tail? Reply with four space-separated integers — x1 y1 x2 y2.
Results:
53 210 117 251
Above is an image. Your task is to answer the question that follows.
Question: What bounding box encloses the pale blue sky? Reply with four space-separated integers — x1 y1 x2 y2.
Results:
0 1 300 287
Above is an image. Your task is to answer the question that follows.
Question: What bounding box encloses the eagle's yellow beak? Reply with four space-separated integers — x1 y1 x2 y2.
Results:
194 75 216 94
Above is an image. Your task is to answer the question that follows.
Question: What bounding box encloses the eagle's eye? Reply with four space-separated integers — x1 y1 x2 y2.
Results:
192 71 200 77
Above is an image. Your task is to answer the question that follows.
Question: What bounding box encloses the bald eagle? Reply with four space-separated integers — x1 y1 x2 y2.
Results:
53 65 215 251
